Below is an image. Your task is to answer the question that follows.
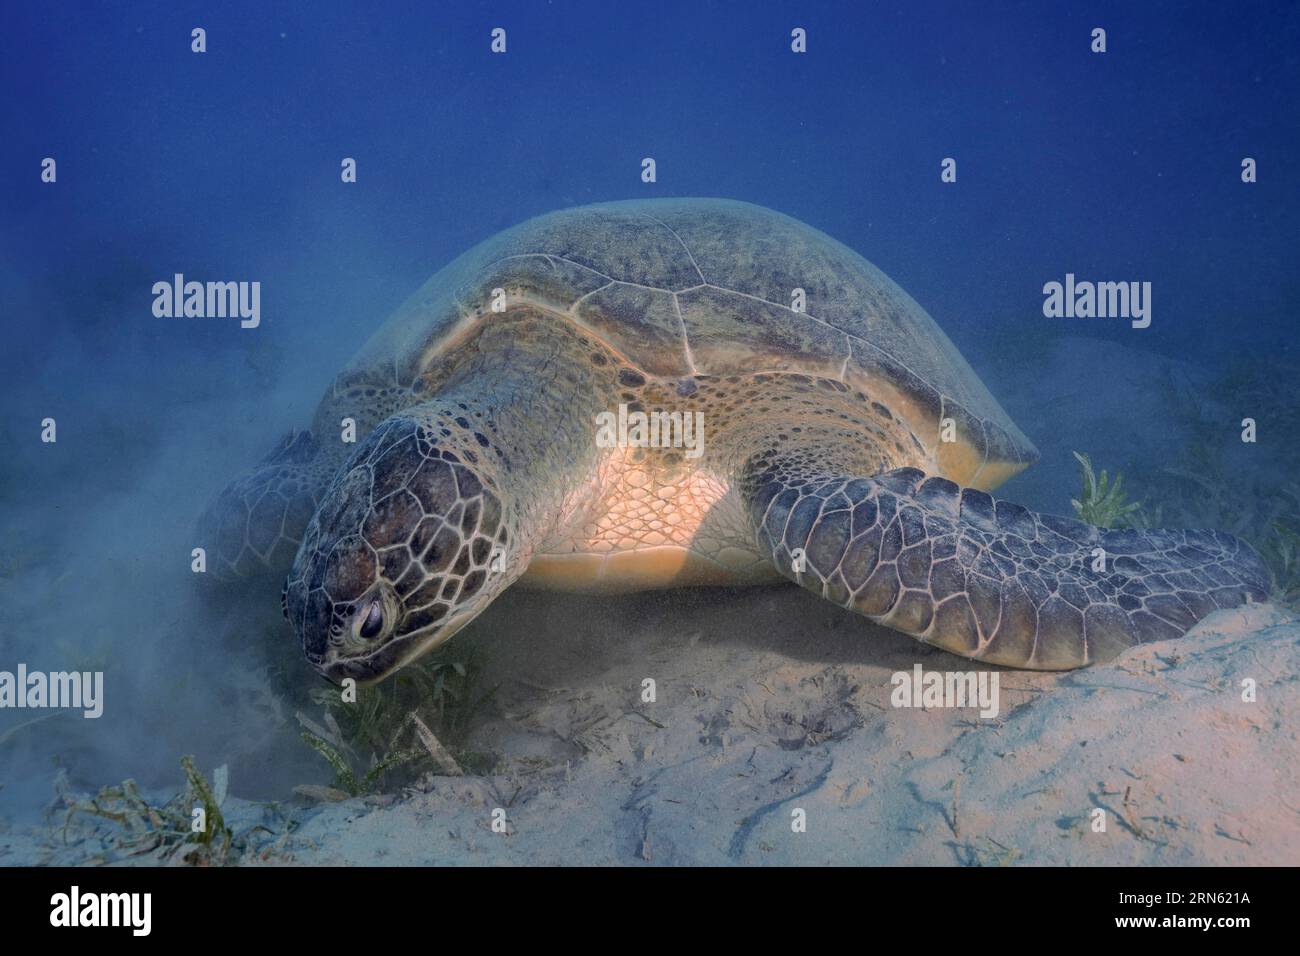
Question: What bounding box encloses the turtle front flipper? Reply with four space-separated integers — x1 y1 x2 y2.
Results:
196 429 335 581
742 464 1269 669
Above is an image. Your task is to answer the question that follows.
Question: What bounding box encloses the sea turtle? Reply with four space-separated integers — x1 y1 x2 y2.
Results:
198 198 1268 683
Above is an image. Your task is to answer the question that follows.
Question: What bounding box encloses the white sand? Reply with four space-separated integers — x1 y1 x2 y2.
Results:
229 596 1290 866
13 595 1297 866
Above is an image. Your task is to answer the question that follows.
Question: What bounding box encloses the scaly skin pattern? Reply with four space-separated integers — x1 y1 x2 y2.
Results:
195 380 402 582
196 430 344 580
742 462 1269 669
282 308 618 682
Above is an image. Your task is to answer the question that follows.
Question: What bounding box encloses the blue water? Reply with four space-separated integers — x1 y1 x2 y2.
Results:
1 1 1297 833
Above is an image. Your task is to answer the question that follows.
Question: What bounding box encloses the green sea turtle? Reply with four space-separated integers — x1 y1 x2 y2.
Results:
198 198 1268 683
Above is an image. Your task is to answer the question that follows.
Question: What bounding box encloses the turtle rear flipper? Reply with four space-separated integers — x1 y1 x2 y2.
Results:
196 429 330 581
743 464 1269 669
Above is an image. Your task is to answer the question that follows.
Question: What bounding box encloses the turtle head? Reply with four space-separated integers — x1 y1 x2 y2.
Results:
282 412 509 685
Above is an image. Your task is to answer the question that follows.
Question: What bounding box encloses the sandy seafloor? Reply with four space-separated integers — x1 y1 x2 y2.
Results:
1 335 1297 866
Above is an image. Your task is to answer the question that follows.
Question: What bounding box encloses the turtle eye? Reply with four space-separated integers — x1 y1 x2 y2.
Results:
358 599 385 640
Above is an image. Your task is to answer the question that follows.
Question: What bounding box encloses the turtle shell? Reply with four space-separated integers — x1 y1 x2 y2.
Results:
337 198 1038 488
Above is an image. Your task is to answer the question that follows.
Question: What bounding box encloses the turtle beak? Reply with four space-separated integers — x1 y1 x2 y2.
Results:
301 583 406 685
313 604 480 685
315 650 399 687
